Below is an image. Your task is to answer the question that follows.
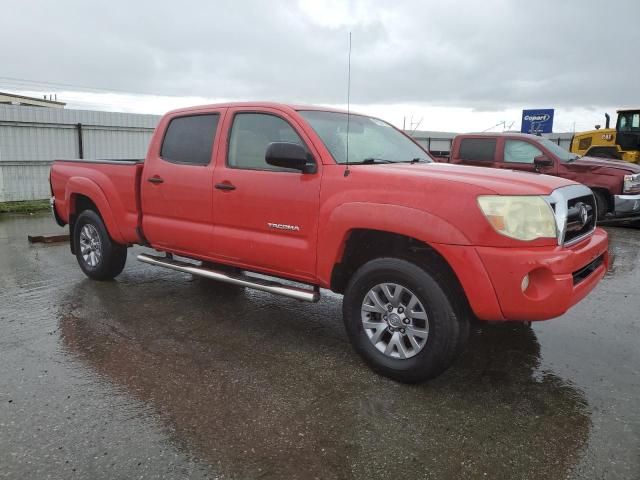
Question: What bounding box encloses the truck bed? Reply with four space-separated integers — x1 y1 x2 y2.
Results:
50 159 145 245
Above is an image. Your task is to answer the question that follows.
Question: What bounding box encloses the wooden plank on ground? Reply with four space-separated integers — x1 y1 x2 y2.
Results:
28 234 70 244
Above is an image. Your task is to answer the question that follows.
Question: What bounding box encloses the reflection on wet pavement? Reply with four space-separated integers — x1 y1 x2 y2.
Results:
1 214 638 479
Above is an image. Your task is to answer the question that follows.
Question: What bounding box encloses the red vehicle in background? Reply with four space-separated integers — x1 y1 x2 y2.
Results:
50 103 609 382
445 133 640 220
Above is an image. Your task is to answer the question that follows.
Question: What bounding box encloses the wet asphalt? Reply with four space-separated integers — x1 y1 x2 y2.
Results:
0 213 638 480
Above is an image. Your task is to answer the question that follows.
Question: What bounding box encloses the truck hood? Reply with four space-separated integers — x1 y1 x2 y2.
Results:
567 156 640 174
374 162 574 195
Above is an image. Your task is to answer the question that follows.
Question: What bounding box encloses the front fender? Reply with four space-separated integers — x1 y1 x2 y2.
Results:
316 202 471 286
585 177 620 196
64 177 126 244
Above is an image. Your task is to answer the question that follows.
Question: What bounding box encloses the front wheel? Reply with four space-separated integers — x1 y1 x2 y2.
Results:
74 210 127 280
593 190 609 220
343 258 467 383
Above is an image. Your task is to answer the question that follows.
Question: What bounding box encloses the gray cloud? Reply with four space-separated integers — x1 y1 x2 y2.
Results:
2 0 637 110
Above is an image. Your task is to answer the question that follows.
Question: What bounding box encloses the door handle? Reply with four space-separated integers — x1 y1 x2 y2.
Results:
215 182 236 191
147 176 164 184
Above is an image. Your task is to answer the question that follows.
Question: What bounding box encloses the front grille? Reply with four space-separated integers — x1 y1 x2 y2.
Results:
564 194 596 244
572 254 604 285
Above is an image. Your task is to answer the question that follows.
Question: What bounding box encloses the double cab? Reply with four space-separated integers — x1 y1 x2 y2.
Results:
50 103 609 382
446 132 640 220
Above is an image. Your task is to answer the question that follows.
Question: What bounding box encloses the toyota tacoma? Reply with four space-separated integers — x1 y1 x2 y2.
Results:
50 103 609 382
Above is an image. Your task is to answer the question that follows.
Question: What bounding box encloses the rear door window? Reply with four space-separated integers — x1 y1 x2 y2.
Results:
161 114 220 165
458 138 496 162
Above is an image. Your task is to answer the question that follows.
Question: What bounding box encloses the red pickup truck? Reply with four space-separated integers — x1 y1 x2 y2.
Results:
50 102 609 382
446 132 640 220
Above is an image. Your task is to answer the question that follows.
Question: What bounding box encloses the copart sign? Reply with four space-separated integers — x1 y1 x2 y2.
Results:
521 109 554 134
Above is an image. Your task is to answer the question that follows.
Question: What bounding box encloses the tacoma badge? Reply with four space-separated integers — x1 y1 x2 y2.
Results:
267 223 300 232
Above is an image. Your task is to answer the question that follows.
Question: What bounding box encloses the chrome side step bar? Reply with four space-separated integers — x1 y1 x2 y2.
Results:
137 253 320 303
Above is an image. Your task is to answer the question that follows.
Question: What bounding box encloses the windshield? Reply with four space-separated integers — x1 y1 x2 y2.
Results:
618 111 640 132
535 137 579 162
298 110 431 164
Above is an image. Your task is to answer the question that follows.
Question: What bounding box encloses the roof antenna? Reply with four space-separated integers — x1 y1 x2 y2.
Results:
344 32 352 177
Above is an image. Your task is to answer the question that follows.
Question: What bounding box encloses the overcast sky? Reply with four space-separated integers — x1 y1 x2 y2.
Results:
1 0 637 131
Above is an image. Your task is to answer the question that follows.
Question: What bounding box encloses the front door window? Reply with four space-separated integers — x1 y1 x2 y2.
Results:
504 140 543 164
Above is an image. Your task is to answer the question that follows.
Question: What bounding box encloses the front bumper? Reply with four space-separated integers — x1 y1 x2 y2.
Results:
614 193 640 217
475 228 609 321
434 228 609 322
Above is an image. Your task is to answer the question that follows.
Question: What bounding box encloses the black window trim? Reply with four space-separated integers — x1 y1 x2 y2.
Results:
225 110 316 173
159 112 221 166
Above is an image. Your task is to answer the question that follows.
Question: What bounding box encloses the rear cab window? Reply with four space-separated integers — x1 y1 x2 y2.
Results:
161 114 220 165
458 138 497 162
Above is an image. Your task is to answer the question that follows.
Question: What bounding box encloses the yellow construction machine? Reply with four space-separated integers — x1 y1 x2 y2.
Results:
571 108 640 163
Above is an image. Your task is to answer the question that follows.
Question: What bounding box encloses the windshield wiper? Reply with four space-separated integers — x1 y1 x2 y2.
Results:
350 157 427 165
389 158 428 164
355 158 394 164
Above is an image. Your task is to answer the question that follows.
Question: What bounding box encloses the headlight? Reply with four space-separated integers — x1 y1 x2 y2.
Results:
623 173 640 194
477 196 557 241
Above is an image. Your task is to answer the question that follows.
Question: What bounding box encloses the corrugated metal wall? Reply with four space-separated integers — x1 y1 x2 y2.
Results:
0 161 53 202
0 105 159 201
0 124 78 161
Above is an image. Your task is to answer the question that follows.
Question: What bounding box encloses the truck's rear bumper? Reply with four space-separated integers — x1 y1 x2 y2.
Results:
50 197 66 227
434 228 609 322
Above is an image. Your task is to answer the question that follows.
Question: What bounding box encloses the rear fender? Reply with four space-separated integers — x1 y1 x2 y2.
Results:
64 177 126 244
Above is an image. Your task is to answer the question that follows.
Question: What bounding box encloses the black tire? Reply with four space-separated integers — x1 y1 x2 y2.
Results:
74 210 127 280
593 190 609 220
343 257 468 383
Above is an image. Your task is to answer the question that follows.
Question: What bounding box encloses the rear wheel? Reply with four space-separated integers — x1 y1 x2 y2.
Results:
343 258 468 383
74 210 127 280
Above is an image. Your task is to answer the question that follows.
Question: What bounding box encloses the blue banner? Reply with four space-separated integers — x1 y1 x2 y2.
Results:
521 109 554 134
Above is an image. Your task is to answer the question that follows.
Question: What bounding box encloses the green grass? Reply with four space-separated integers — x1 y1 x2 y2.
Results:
0 199 50 214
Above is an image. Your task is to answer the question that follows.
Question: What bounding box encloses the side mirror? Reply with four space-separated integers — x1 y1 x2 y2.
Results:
533 154 553 168
265 142 316 174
